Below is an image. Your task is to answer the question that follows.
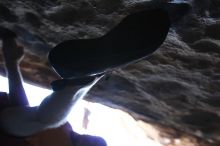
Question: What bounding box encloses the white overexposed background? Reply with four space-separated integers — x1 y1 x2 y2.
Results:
0 75 161 146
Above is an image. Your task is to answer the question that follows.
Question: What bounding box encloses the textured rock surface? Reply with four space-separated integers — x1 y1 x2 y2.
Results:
0 0 220 145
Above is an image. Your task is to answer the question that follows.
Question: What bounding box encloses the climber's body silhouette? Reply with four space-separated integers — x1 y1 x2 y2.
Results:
0 28 106 146
0 5 174 146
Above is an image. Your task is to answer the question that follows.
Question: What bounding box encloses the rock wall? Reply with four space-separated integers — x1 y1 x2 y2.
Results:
0 0 220 145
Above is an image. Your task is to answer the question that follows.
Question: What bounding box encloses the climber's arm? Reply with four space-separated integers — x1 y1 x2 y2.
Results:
2 36 29 106
0 76 102 137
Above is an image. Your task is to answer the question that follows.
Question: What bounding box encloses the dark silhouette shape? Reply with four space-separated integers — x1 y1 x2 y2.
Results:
163 2 192 24
0 27 107 145
49 8 170 79
71 132 107 146
0 26 17 38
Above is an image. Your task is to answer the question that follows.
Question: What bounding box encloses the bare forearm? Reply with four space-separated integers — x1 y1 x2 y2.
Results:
3 38 28 106
5 63 28 106
35 76 102 127
0 77 102 137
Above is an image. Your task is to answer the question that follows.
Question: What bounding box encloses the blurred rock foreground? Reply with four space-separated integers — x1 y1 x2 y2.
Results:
0 0 220 145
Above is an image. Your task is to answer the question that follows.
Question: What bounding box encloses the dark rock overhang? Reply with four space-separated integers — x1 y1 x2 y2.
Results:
1 0 220 145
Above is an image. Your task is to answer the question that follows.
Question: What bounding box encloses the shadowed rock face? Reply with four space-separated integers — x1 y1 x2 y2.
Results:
0 0 220 145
